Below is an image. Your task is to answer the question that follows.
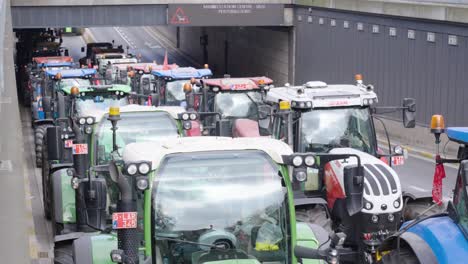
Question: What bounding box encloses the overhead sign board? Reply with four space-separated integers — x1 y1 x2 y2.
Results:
168 4 285 26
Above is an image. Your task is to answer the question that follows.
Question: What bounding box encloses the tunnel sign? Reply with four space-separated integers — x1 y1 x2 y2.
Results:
168 4 284 26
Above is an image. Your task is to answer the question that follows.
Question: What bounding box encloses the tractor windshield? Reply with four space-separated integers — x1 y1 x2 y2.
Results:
214 92 262 119
75 96 128 116
95 111 179 165
300 107 376 154
59 78 92 88
453 163 468 238
165 80 188 106
152 150 289 264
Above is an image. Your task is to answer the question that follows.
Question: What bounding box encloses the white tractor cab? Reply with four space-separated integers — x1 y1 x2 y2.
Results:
44 104 201 237
64 136 367 264
97 52 138 76
264 76 417 262
184 76 274 137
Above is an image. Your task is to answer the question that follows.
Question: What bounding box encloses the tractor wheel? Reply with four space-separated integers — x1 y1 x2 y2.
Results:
378 247 420 264
54 243 74 264
34 124 53 168
295 204 333 233
42 141 51 220
403 198 445 221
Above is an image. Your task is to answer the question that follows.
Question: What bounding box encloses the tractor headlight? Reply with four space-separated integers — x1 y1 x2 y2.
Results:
138 163 150 175
388 214 395 222
78 117 86 125
126 164 138 175
181 113 189 121
183 120 192 130
71 177 80 190
304 155 315 166
371 214 379 224
393 199 401 208
110 249 124 263
136 177 149 191
294 170 307 182
292 156 303 167
189 113 197 120
85 126 93 134
86 117 94 125
212 87 220 93
365 201 373 210
138 70 143 74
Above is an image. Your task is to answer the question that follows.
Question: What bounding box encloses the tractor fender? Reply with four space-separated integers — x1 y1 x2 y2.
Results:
73 234 117 264
50 163 73 174
379 232 437 264
52 168 76 225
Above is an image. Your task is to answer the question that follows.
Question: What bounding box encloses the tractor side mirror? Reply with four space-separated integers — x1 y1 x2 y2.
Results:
402 98 416 128
257 105 271 120
46 126 63 161
343 165 364 216
81 47 85 53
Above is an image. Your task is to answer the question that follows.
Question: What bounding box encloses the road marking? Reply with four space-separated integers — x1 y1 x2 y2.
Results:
114 27 136 49
144 41 162 49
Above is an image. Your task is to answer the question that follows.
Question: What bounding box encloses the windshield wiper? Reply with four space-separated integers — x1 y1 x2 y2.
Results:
155 235 225 250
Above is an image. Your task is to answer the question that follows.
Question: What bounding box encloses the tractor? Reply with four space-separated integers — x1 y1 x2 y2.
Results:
264 76 418 262
52 125 366 264
376 115 468 263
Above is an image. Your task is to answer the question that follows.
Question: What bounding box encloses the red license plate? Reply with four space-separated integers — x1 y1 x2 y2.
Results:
391 156 405 166
112 212 137 229
64 140 73 148
72 144 88 155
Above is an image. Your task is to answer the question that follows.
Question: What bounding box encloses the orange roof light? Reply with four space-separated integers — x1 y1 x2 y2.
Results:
355 74 363 81
127 70 135 78
55 72 62 80
70 86 80 96
258 79 265 86
204 64 209 69
183 83 192 93
109 106 120 117
430 115 445 134
190 77 196 84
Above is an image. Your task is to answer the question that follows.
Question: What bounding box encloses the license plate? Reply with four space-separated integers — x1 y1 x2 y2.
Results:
64 140 73 148
112 212 137 229
391 156 405 166
72 144 88 155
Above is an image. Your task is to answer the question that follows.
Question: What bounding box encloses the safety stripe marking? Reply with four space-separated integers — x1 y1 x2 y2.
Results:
365 164 390 195
363 166 380 196
375 164 398 193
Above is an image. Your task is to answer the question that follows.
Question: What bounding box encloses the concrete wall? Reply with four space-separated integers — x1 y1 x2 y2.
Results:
155 26 292 85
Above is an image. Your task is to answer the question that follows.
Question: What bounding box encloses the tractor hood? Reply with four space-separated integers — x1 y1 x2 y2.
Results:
326 148 403 214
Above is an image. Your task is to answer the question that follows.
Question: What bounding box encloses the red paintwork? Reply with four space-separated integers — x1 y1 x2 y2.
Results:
232 119 261 137
377 148 389 165
114 63 178 73
202 76 273 91
186 121 201 136
33 56 73 64
324 162 346 209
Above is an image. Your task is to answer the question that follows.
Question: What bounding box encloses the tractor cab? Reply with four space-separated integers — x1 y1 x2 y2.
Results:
97 52 138 76
151 66 212 107
194 76 273 137
32 41 68 57
79 42 113 66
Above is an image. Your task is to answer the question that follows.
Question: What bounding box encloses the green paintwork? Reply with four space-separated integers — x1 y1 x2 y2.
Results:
91 234 118 263
61 84 132 95
205 259 261 264
144 171 154 257
60 169 76 223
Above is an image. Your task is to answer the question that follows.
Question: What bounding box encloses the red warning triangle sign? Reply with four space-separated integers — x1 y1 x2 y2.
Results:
170 7 190 25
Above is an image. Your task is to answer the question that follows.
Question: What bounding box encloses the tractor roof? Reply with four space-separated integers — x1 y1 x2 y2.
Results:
45 68 96 78
123 137 293 169
152 67 212 80
81 105 187 123
113 63 179 73
33 56 73 64
202 76 273 91
266 81 378 109
447 127 468 145
61 84 131 95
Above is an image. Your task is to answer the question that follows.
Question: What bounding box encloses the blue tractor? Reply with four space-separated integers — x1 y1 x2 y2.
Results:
376 115 468 263
151 66 212 106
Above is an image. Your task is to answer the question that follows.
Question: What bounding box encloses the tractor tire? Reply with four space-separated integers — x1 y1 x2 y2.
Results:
295 205 333 233
42 141 51 220
403 198 445 221
54 243 74 264
34 124 53 168
378 247 420 264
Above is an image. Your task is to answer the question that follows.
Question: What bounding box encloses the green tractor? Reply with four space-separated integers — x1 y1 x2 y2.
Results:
52 121 367 264
43 103 200 238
